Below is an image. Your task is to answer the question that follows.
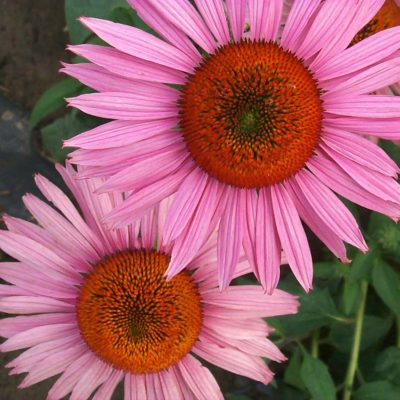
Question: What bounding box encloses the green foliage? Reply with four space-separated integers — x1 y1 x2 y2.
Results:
300 355 336 400
30 79 83 128
65 0 129 44
41 111 100 162
353 381 400 400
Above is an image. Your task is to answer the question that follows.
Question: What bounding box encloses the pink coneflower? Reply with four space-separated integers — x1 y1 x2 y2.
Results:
64 0 400 292
0 164 298 400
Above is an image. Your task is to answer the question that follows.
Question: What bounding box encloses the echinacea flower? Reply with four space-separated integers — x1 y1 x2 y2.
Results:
0 164 298 400
64 0 400 292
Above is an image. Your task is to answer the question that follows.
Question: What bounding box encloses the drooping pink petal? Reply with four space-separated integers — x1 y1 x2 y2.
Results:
243 189 258 277
255 188 281 294
70 359 113 400
68 44 186 84
307 152 400 220
92 370 124 400
321 127 399 177
177 355 223 400
158 367 186 400
218 186 245 289
80 17 195 73
293 170 367 251
270 185 313 291
166 178 223 277
193 341 273 383
147 0 216 53
321 146 400 204
284 180 349 262
163 168 209 245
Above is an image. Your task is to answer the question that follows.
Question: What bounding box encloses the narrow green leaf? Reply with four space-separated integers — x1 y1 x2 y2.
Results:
300 355 336 400
30 79 82 128
372 260 400 315
354 381 400 400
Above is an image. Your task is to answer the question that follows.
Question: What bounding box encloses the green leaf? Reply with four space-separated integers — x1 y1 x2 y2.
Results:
284 349 305 391
65 0 129 44
30 79 82 128
314 261 348 280
41 112 100 162
341 280 361 316
328 315 392 353
374 347 400 384
354 381 400 400
108 6 156 35
372 260 400 315
300 355 336 400
348 249 378 283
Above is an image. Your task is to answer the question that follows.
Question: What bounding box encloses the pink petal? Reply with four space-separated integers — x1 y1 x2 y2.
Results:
0 324 77 352
255 188 281 294
0 313 74 338
315 26 400 80
270 185 313 291
163 168 209 245
307 152 400 220
67 92 178 121
321 146 400 203
166 178 222 277
284 180 349 262
193 341 273 383
293 170 367 251
177 355 223 400
217 187 245 289
128 0 201 63
0 231 81 283
148 0 216 53
124 374 146 400
68 44 186 84
194 0 230 45
248 0 283 41
280 0 321 52
243 189 258 278
158 367 187 400
325 95 400 118
321 127 399 177
0 296 74 314
92 370 124 400
80 17 195 72
225 0 246 41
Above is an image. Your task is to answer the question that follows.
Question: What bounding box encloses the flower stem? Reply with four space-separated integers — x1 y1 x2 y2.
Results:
311 329 319 358
342 280 368 400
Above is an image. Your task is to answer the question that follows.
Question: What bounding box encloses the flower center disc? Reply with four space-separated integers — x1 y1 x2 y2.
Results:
180 40 322 188
77 250 202 374
352 0 400 44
